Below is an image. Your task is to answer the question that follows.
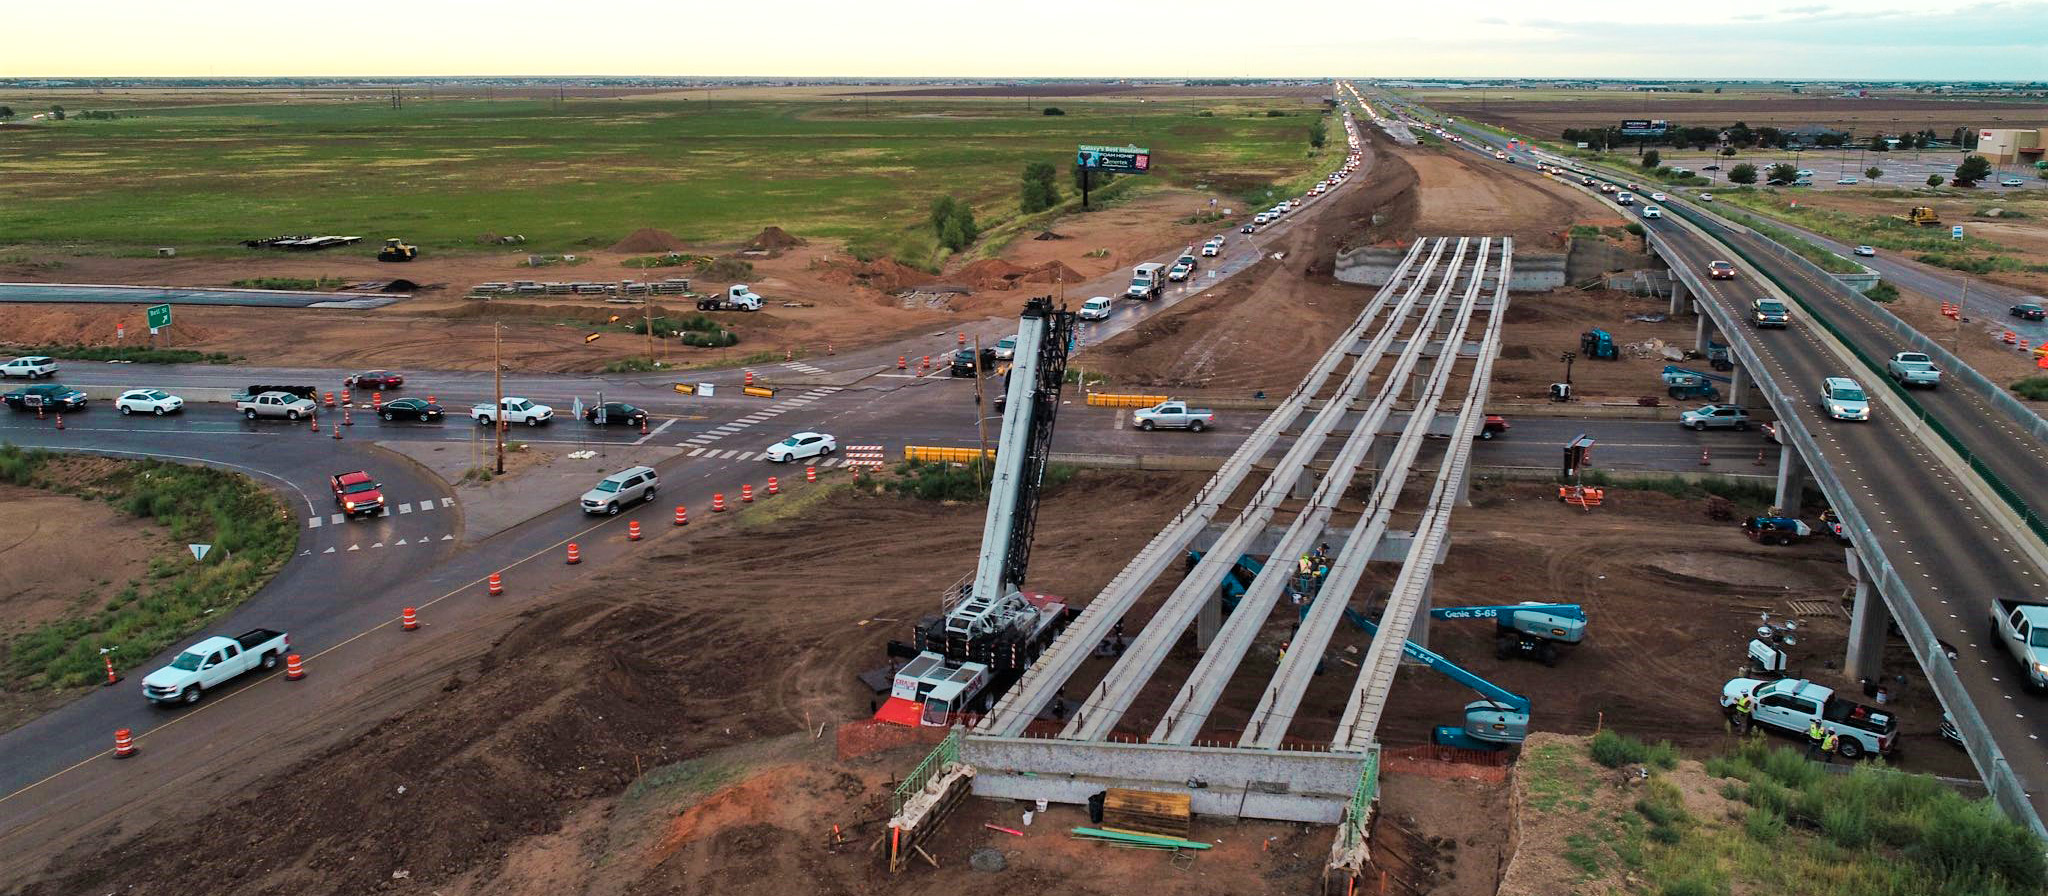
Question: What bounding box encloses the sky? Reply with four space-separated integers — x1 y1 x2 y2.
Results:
6 0 2045 80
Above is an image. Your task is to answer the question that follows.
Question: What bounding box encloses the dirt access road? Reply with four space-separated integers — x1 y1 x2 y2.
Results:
0 188 1249 374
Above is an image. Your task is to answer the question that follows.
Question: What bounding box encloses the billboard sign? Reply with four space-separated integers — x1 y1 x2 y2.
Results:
1077 144 1151 174
1620 119 1670 137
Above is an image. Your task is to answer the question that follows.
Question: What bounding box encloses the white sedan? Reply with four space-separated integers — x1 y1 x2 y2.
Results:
1650 192 1668 202
764 431 836 463
116 388 185 416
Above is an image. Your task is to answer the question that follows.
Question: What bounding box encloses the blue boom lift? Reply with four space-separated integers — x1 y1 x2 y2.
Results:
1661 365 1731 401
1432 603 1587 666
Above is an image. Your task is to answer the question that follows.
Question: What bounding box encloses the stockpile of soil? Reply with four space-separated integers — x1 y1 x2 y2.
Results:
814 257 934 293
610 228 688 254
744 227 807 251
957 259 1087 291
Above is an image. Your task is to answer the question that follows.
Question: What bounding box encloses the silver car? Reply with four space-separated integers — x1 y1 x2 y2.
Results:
580 465 659 515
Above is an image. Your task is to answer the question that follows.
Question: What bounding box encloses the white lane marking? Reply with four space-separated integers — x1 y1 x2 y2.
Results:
307 517 323 529
399 503 413 514
347 544 360 552
688 447 706 457
440 497 454 508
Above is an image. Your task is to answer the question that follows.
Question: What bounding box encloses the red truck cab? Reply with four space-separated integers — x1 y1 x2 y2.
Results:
330 471 385 517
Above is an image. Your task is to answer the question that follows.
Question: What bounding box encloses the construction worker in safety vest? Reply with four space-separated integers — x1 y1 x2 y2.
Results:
1821 731 1840 763
1298 554 1313 576
1730 693 1753 732
1806 720 1827 758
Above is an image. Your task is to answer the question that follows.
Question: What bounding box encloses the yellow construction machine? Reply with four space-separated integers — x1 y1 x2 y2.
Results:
1892 207 1941 227
377 237 419 262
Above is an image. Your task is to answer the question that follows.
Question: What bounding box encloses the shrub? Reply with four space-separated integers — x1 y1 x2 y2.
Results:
1642 150 1661 169
1928 174 1945 187
1589 729 1678 769
1041 107 1064 116
1864 281 1900 303
698 257 753 281
2011 377 2048 401
1743 806 1786 844
680 329 738 348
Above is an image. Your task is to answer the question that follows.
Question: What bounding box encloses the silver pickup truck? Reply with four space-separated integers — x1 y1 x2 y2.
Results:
236 390 318 420
1885 351 1941 389
1991 598 2048 691
1132 400 1215 432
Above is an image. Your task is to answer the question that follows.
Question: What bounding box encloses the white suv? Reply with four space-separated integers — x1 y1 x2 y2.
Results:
0 356 57 379
580 466 658 515
1819 377 1870 421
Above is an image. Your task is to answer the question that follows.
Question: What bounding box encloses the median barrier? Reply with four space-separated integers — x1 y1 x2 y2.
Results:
1085 393 1169 409
904 445 996 464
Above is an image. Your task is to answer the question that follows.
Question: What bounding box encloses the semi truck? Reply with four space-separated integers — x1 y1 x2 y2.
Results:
696 284 763 312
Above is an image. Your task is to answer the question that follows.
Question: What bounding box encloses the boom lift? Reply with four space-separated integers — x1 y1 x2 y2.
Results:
879 297 1079 727
1353 615 1531 750
1432 602 1586 665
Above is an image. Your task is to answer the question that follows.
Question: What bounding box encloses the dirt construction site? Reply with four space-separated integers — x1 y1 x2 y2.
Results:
0 113 1992 896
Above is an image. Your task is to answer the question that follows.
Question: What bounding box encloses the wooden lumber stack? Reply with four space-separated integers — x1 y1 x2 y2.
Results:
1100 788 1192 839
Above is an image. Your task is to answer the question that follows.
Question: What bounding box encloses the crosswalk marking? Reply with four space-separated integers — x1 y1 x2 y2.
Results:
399 503 413 514
308 516 322 529
440 497 454 508
330 513 344 525
688 447 706 457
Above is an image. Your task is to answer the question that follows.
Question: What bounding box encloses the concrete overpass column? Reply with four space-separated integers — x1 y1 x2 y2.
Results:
1693 303 1711 353
1196 583 1222 653
1669 277 1688 317
1775 446 1808 512
1728 365 1749 407
1843 549 1888 682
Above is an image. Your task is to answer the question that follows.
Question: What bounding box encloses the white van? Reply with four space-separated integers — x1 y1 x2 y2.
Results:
1127 262 1167 300
1078 296 1114 320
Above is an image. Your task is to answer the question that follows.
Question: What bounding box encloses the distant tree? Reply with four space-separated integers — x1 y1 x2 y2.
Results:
1714 87 1724 93
1721 146 1738 156
1041 107 1065 116
1729 163 1759 184
932 198 978 251
1755 126 1783 148
1927 174 1945 187
1640 149 1661 169
1866 166 1884 180
1309 115 1328 149
1264 109 1287 117
1954 154 1992 186
1767 162 1799 183
1019 161 1060 213
1868 134 1889 152
1815 132 1847 147
0 106 12 119
929 196 959 234
48 104 64 120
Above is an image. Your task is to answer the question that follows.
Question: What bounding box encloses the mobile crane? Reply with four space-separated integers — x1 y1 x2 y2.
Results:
878 296 1079 727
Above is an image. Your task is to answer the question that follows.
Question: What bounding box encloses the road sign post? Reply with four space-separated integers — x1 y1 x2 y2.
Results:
147 304 172 329
1952 225 1965 241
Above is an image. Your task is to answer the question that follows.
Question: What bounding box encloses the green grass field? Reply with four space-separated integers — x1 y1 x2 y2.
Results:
0 97 1333 266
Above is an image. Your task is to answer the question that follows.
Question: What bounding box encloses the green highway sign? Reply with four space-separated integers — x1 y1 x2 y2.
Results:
1077 144 1152 175
147 304 172 329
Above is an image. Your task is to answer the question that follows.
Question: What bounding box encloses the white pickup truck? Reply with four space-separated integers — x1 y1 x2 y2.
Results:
472 397 554 426
236 390 317 420
142 628 289 705
1132 400 1215 432
1720 677 1896 759
1990 598 2048 691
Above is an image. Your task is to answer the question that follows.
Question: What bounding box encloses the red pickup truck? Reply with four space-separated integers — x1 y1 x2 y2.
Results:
330 471 385 517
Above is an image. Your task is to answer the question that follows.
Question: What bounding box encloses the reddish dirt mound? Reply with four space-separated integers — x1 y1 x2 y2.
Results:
957 259 1085 291
610 228 688 254
744 227 807 251
1018 260 1085 285
813 257 934 293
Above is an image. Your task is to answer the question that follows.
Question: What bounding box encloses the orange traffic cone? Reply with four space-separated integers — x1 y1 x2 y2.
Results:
488 572 503 596
324 391 335 408
741 484 754 503
113 729 136 759
628 520 642 541
332 423 342 440
285 654 305 680
1700 448 1711 467
402 607 419 631
898 355 907 370
806 466 817 483
767 477 780 496
566 542 581 564
745 370 756 386
674 505 688 526
713 493 726 512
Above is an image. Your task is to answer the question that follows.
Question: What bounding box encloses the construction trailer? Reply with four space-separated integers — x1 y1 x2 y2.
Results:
880 296 1079 727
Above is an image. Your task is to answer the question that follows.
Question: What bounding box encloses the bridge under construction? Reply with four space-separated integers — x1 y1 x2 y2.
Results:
886 236 1519 878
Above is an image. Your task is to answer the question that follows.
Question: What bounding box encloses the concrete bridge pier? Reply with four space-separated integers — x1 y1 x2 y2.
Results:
1776 446 1808 511
1669 277 1689 317
1843 548 1890 682
1694 301 1712 353
1729 364 1749 407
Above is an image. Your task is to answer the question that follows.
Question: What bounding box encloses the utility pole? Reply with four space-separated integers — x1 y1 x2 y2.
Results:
973 336 990 495
645 292 656 363
493 323 506 475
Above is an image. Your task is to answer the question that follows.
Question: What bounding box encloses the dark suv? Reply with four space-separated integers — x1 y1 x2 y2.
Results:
3 383 88 411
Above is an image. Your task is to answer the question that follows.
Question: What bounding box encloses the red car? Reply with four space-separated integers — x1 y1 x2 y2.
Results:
1479 415 1510 440
1708 261 1737 281
346 370 404 390
330 471 385 517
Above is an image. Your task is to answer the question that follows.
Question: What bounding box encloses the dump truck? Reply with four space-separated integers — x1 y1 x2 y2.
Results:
1892 207 1941 227
696 284 763 312
377 237 418 262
